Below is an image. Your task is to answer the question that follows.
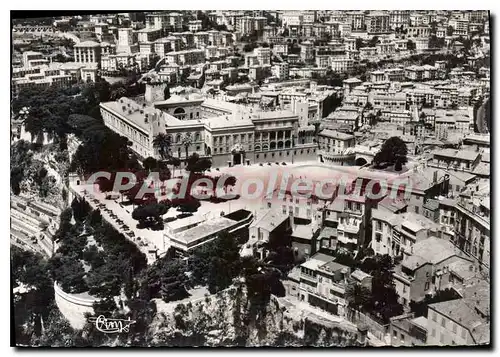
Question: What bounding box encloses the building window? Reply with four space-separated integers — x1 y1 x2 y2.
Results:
425 282 430 290
415 206 419 214
431 311 436 322
431 328 436 337
441 317 446 328
400 333 405 342
461 328 466 339
452 323 457 334
256 154 259 159
393 330 397 337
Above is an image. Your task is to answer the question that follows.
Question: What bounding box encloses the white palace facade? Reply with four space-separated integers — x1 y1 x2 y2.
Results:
100 82 318 167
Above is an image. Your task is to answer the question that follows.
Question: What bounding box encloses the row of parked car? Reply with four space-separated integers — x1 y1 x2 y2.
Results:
87 196 137 240
259 162 288 166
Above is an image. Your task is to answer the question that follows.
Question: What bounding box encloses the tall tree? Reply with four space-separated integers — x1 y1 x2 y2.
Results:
345 282 371 310
181 132 192 161
152 133 172 160
373 136 408 167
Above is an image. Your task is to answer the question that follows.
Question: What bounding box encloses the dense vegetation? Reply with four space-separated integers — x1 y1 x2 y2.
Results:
49 197 148 297
12 247 55 345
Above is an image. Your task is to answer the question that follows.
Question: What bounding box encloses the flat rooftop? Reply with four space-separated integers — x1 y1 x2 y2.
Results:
171 216 237 245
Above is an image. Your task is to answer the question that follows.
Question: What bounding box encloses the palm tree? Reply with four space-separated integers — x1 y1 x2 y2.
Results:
152 133 172 160
181 133 192 162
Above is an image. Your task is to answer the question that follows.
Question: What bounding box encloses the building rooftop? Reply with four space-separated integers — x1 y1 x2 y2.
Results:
249 208 289 232
433 148 480 162
172 217 237 245
204 114 254 130
328 110 359 121
411 236 471 266
165 214 206 232
292 224 316 240
378 196 408 213
429 299 489 345
462 279 490 317
411 316 428 331
344 77 362 84
320 260 350 274
351 269 371 281
448 260 478 282
402 254 431 271
100 97 161 133
75 40 101 47
300 252 334 271
319 129 354 140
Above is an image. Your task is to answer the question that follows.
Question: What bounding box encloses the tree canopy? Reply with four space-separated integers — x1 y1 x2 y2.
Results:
185 153 212 173
358 254 404 324
373 136 408 168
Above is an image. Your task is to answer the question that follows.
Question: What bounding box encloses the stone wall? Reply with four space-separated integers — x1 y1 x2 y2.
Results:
54 282 98 330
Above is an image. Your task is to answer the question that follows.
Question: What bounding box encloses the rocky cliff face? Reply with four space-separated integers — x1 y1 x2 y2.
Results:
146 284 362 347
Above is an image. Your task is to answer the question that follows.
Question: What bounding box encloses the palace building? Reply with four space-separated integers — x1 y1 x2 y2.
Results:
100 82 317 167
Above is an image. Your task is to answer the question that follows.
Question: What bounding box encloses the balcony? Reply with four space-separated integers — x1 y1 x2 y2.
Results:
300 273 318 284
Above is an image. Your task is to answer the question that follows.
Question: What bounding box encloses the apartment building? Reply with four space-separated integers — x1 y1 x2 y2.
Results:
389 10 410 29
431 149 481 173
449 18 470 36
366 12 390 34
165 49 205 66
393 237 474 305
371 209 440 257
427 282 489 346
272 62 290 80
298 253 352 317
22 51 48 68
453 182 490 268
407 26 431 38
371 93 407 111
248 208 291 248
390 314 428 346
347 11 366 32
330 57 354 73
12 63 74 94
